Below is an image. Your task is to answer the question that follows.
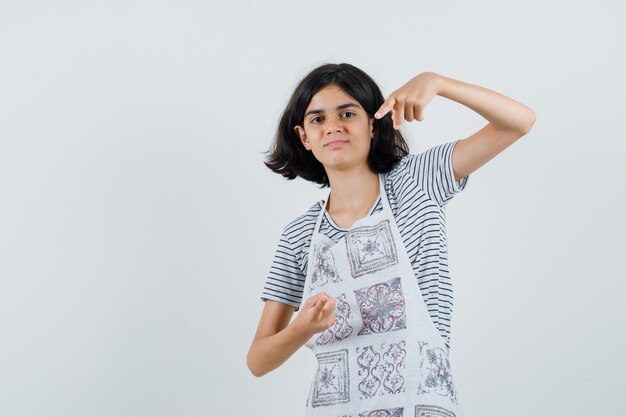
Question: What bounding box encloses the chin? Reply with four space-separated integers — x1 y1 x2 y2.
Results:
324 155 367 170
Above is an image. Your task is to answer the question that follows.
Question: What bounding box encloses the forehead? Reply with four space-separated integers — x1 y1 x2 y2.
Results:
305 85 362 111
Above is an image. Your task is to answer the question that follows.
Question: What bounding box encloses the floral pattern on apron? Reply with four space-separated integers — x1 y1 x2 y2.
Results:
301 173 463 417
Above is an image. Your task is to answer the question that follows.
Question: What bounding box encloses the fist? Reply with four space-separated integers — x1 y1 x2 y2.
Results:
296 292 337 335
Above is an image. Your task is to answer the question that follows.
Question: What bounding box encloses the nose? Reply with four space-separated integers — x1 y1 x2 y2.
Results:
324 115 344 135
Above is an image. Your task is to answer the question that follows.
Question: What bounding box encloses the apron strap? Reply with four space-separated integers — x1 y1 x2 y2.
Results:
313 188 331 236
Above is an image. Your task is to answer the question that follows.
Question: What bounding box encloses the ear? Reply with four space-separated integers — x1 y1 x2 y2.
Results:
369 117 375 139
294 125 311 150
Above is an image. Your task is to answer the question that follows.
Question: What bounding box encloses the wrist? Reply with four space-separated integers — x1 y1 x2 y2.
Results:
288 316 315 342
433 72 451 96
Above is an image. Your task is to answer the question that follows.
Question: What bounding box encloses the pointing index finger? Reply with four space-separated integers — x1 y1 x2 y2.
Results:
375 97 396 119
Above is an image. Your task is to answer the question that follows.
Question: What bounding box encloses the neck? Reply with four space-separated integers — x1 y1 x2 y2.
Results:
325 162 380 214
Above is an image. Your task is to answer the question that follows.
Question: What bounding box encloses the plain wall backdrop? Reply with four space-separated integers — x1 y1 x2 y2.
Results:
1 1 624 416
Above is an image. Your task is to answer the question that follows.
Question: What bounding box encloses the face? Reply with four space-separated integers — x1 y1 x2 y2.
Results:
294 84 375 170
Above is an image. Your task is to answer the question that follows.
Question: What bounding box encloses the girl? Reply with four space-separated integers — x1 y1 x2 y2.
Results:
247 63 535 417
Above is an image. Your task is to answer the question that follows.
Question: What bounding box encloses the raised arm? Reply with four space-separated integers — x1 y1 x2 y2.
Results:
436 74 536 182
375 72 536 182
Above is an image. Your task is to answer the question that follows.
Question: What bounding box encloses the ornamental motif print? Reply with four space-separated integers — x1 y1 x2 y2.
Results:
338 409 403 417
345 220 399 278
416 342 458 403
356 341 407 400
310 242 341 291
355 277 407 336
315 293 354 346
359 408 404 417
414 405 456 417
311 349 350 407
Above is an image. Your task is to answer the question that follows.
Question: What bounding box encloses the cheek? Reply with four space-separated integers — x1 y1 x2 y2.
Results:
305 124 323 136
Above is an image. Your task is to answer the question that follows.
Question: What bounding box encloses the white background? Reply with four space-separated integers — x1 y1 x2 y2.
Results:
1 1 624 416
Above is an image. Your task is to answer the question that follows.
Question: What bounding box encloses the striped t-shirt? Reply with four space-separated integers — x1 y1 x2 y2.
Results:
260 139 470 348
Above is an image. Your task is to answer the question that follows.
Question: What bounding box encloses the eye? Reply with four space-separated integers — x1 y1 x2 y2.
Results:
310 116 323 124
342 111 355 118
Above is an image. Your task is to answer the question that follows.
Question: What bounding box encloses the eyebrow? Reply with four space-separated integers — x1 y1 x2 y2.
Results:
304 102 360 118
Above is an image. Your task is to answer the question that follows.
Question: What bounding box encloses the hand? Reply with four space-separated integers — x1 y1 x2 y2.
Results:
294 292 336 337
375 72 442 130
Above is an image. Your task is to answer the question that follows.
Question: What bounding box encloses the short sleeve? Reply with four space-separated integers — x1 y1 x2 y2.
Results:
407 139 469 207
260 227 306 311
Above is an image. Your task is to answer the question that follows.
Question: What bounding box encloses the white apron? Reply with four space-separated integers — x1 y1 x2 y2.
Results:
301 173 464 417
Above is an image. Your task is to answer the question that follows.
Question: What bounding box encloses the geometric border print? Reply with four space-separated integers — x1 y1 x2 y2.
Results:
310 242 341 291
315 293 354 346
356 341 407 400
414 405 456 417
359 407 404 417
355 277 407 336
345 220 398 278
312 349 350 407
416 342 458 404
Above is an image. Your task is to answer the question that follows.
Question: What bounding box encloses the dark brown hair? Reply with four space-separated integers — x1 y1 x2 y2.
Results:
263 63 409 188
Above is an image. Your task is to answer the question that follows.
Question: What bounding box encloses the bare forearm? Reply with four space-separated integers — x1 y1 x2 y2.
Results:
434 73 536 133
247 320 313 377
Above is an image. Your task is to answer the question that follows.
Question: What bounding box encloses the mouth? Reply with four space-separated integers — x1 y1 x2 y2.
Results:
324 140 348 148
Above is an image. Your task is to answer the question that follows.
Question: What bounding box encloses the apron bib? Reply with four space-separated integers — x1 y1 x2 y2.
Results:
301 173 464 417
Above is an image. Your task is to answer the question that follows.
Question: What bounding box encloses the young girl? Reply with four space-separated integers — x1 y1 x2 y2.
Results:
247 63 535 417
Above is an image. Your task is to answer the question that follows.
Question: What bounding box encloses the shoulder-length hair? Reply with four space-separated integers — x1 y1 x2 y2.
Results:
264 63 409 188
